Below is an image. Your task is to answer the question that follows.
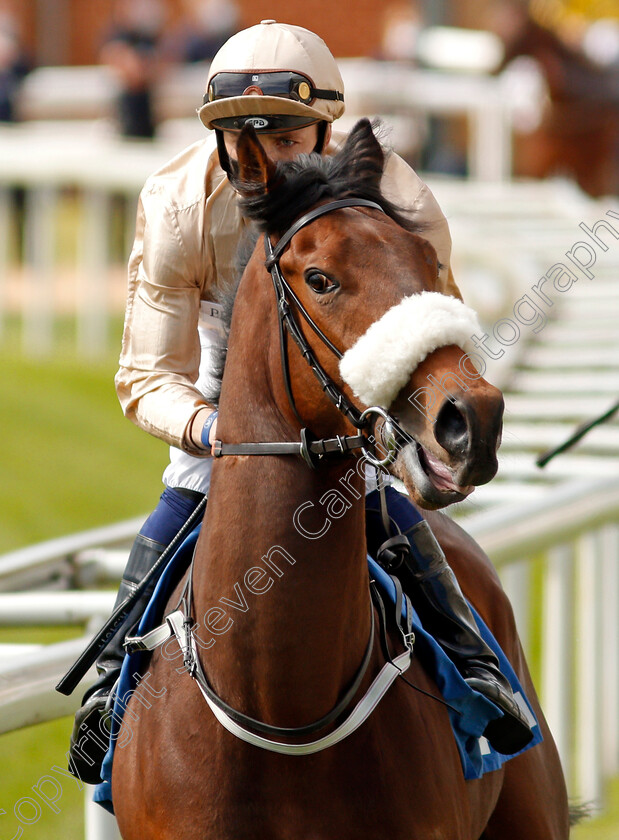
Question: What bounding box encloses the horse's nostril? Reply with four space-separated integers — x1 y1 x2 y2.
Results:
434 399 468 454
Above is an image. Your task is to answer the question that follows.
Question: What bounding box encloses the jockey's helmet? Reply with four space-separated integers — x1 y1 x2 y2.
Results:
197 20 345 134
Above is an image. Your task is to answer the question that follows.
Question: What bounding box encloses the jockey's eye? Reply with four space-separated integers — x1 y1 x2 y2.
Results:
305 270 339 295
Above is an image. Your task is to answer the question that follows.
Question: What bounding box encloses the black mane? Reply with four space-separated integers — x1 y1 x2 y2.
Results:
235 119 423 237
205 119 426 404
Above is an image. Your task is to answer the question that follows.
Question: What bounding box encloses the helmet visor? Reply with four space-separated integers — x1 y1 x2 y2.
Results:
211 113 319 133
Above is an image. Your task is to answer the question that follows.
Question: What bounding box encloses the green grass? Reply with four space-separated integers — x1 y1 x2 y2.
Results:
0 326 617 838
572 778 619 839
0 323 165 551
0 328 166 837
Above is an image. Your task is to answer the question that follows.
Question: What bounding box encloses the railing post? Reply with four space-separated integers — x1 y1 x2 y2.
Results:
77 188 109 357
23 184 56 355
85 789 121 840
0 185 10 339
575 530 604 805
470 98 511 181
601 524 619 778
500 559 531 657
541 544 573 781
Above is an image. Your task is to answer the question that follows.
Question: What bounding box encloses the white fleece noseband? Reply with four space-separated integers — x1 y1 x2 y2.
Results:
339 292 481 408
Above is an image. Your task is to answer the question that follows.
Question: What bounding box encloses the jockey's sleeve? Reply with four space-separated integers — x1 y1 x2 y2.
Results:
115 142 223 454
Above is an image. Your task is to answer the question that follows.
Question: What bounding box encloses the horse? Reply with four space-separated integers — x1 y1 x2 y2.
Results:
496 6 619 197
111 119 570 839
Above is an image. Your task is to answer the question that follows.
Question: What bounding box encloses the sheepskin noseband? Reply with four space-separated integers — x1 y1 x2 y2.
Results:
339 291 482 408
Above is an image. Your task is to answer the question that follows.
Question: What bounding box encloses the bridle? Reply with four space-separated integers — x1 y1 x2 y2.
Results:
124 198 421 754
264 198 380 429
211 197 400 470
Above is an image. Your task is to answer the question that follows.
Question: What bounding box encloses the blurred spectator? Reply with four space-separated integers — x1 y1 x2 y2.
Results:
100 0 165 139
165 0 240 64
378 2 467 176
379 1 423 63
0 7 31 262
0 9 31 122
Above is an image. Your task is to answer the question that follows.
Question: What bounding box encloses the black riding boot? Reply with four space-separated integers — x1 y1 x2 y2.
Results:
68 534 165 784
379 518 534 755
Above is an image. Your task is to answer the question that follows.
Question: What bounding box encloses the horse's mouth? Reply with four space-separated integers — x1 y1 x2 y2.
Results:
398 440 474 508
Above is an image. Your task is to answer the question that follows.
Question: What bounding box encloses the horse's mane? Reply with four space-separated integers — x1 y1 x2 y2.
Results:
206 119 426 404
236 119 423 238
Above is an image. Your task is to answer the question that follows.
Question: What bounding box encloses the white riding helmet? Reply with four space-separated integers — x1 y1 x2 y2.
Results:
198 20 345 133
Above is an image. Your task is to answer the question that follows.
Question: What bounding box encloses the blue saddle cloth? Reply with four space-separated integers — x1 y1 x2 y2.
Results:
94 527 542 814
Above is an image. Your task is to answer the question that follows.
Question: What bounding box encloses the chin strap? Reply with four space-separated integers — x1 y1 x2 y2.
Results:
215 129 234 178
314 121 328 153
211 406 400 472
212 427 368 470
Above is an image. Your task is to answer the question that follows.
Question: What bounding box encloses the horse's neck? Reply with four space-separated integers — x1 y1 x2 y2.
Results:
191 343 372 724
517 21 604 97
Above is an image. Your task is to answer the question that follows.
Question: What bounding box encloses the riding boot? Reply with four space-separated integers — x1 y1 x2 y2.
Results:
68 534 165 784
378 516 534 755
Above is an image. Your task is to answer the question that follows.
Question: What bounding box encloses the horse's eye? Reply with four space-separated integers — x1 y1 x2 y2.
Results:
305 271 339 295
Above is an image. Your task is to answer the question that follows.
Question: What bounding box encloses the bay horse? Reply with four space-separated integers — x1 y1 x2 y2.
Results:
112 119 569 838
495 4 619 197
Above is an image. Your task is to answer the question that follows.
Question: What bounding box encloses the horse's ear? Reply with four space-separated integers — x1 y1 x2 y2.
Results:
231 125 279 197
339 118 385 190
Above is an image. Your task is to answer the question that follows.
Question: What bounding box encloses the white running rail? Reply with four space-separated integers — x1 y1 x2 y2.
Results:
466 476 619 805
0 477 618 838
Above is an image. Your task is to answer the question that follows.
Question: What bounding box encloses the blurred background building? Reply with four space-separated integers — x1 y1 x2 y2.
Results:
1 0 615 190
3 0 617 65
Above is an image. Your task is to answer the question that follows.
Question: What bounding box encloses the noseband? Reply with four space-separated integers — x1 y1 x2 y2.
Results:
212 197 398 469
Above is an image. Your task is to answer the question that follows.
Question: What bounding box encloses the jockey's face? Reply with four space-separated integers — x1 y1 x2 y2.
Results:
223 122 331 163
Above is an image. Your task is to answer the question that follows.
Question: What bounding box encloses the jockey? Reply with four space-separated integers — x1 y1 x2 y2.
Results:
69 20 533 784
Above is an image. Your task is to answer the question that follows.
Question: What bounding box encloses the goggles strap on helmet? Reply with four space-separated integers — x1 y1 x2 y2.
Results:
205 72 344 107
310 88 344 102
314 121 328 154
